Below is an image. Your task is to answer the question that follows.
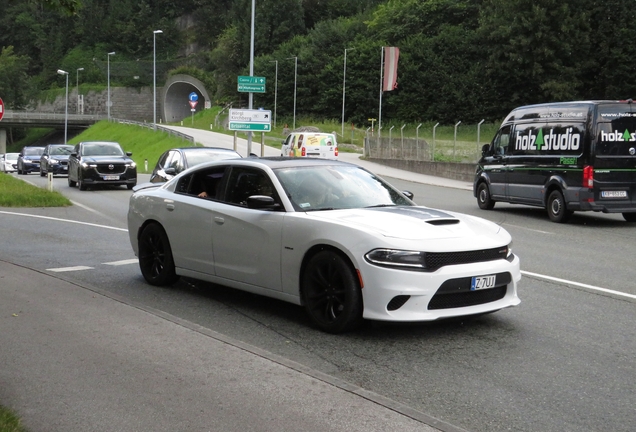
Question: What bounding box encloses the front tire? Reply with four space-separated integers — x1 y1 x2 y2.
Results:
301 250 363 333
477 182 495 210
78 173 87 191
622 212 636 222
138 223 179 286
547 190 572 223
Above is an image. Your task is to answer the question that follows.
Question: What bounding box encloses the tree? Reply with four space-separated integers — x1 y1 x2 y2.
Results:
0 46 32 109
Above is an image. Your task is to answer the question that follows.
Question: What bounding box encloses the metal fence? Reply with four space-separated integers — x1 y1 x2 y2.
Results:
365 136 482 163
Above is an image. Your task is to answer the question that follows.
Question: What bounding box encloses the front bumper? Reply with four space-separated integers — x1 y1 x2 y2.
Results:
359 254 521 321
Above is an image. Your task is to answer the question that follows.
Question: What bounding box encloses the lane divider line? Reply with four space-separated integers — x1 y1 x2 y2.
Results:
104 259 138 266
521 270 636 300
0 210 128 232
47 266 94 272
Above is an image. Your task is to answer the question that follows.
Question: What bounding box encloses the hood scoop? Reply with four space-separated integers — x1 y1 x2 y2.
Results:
426 219 460 226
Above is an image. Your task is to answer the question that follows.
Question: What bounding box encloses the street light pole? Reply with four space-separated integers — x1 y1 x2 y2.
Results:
153 30 163 131
341 48 355 139
76 67 84 114
270 60 278 129
57 69 69 144
286 56 297 130
107 51 115 120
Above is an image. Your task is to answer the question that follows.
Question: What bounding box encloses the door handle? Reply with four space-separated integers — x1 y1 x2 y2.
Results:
164 199 175 211
214 216 224 225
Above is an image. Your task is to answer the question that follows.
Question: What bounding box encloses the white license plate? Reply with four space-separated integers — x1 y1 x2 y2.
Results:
471 274 496 291
103 175 119 181
601 191 627 199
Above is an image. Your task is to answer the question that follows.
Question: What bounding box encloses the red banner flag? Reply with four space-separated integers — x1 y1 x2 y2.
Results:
383 47 399 91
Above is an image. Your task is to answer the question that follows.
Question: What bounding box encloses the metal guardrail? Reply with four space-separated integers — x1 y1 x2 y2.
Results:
112 118 194 144
3 110 103 122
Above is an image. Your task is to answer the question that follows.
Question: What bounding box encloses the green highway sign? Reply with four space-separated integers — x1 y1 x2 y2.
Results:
229 122 271 132
237 76 266 93
238 75 266 84
237 83 266 93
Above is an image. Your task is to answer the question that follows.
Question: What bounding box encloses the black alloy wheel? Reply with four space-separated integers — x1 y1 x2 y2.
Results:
138 223 179 286
78 172 87 191
477 182 495 210
301 250 363 333
547 190 572 223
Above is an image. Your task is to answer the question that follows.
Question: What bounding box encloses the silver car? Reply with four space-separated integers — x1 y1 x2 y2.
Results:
128 158 521 333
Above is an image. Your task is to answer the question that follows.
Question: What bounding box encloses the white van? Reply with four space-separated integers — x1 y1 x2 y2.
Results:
281 132 338 160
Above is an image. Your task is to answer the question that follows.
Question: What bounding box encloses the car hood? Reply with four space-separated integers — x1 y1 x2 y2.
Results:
48 155 71 161
22 156 41 161
306 206 505 242
81 156 132 163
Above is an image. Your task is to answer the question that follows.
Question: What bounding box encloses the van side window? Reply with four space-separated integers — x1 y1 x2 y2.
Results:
493 126 511 155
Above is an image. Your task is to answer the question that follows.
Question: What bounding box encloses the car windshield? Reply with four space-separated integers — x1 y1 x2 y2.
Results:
50 146 74 156
185 149 240 167
82 143 124 156
274 165 413 211
24 147 44 156
5 153 19 160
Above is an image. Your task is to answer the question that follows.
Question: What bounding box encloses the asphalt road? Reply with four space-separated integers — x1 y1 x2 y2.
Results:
2 153 635 431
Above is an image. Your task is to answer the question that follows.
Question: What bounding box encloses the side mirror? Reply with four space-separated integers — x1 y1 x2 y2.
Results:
126 152 133 157
246 195 279 209
481 144 490 156
402 190 414 200
164 167 177 176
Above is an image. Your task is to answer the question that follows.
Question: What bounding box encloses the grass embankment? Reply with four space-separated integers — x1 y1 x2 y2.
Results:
0 405 28 432
0 174 71 207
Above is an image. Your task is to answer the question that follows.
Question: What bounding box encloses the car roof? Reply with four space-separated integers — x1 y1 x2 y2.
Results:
219 157 356 169
176 147 240 153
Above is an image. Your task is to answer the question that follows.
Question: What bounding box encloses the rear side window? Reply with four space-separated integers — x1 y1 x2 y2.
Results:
595 118 636 156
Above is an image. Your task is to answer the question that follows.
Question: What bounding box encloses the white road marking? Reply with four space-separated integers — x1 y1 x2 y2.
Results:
521 270 636 300
0 210 128 232
104 259 138 266
47 266 94 272
503 223 552 234
70 199 102 215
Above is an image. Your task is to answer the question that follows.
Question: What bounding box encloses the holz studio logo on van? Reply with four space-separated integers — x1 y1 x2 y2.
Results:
515 128 581 152
601 130 636 142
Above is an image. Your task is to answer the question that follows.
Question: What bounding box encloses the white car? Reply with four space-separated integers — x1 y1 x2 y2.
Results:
281 132 338 159
128 158 521 333
1 153 19 172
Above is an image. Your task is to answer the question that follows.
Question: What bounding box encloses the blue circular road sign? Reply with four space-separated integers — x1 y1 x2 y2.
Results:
189 92 198 102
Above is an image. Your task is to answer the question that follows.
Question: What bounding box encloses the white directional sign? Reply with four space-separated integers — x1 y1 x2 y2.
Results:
228 109 272 132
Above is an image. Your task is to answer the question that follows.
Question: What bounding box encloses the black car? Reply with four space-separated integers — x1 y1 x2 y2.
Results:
149 146 241 183
40 144 74 177
68 141 137 190
17 146 45 174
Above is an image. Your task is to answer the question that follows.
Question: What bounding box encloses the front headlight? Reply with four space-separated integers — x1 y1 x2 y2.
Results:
506 242 514 261
49 158 59 164
365 249 428 270
127 162 137 168
81 162 97 168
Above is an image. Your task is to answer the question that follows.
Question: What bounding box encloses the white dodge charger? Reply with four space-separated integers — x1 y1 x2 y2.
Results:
128 157 521 333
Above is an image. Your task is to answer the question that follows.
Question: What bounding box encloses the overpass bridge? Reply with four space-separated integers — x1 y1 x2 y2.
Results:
0 110 102 153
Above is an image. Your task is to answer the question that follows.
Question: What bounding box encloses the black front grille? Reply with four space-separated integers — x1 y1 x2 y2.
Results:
428 272 511 310
428 286 507 310
96 164 126 174
425 247 508 271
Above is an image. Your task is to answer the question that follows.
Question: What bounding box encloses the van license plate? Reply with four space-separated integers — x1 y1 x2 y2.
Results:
601 191 627 199
103 175 119 181
471 275 496 291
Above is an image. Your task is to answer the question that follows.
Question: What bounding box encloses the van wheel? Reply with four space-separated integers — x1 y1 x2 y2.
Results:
622 212 636 222
547 190 572 223
477 183 495 210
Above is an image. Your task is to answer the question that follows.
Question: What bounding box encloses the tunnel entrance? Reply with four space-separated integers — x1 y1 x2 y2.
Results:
162 74 211 123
